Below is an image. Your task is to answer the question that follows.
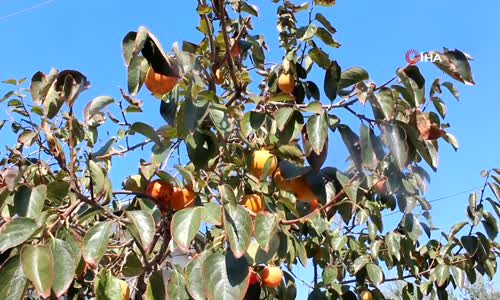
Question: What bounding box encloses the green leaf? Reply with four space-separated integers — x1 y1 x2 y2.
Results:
429 49 475 85
372 88 395 120
482 211 498 239
338 125 362 170
240 1 259 16
122 251 143 277
94 270 121 300
171 207 202 251
21 244 53 298
432 97 447 118
366 263 384 287
202 202 222 225
383 123 408 169
30 68 58 104
308 47 330 70
129 122 161 145
56 70 90 107
224 204 253 258
331 235 347 251
84 96 114 127
125 210 155 250
315 13 336 33
434 264 450 287
0 217 38 253
315 27 340 47
185 252 209 300
128 55 148 96
88 160 106 199
0 255 28 300
297 23 318 41
167 267 189 300
385 232 401 261
360 124 377 168
82 221 113 268
209 104 232 137
306 112 328 155
146 270 167 300
398 65 425 106
314 0 336 7
275 107 295 131
178 97 209 138
451 266 465 290
219 184 237 206
51 239 77 297
353 255 370 273
489 182 500 201
338 67 368 90
442 82 460 101
448 221 468 239
13 185 46 219
202 251 249 300
186 130 218 170
324 61 341 101
255 212 279 252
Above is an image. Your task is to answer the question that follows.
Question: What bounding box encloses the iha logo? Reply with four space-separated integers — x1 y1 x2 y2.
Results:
405 49 442 65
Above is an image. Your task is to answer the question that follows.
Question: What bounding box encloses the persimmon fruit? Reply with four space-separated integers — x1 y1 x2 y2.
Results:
144 67 178 96
360 290 373 300
145 179 195 211
249 150 278 178
273 168 316 202
261 266 282 288
278 72 295 94
230 39 241 57
242 194 264 213
214 68 224 85
118 280 130 300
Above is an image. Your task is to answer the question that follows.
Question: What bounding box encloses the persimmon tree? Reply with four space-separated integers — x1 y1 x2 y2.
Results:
0 0 498 299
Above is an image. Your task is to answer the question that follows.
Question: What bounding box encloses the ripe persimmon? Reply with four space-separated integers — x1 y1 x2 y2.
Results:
145 179 173 206
214 68 224 85
360 290 373 300
273 168 316 202
372 178 386 194
118 280 130 300
145 180 195 211
278 72 295 94
230 39 241 57
242 194 264 213
249 150 278 178
144 67 178 96
169 186 196 211
261 266 282 288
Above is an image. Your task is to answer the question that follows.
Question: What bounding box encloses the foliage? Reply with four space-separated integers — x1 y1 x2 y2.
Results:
0 0 498 299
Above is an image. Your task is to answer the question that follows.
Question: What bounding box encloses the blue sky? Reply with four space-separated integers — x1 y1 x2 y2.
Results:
1 0 500 297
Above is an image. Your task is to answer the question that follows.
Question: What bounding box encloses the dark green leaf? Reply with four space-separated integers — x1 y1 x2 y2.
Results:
366 263 384 287
0 217 38 253
82 221 113 268
95 270 122 300
338 67 369 90
51 239 76 297
21 244 53 298
224 204 253 258
306 112 328 155
14 185 46 219
255 212 278 252
126 210 155 250
202 251 249 300
0 255 28 300
324 61 341 101
171 207 202 251
146 270 166 300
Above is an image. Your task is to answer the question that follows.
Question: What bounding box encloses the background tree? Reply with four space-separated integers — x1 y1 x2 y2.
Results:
0 0 498 299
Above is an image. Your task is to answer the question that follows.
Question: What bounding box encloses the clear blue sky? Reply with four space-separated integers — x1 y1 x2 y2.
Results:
1 0 499 297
